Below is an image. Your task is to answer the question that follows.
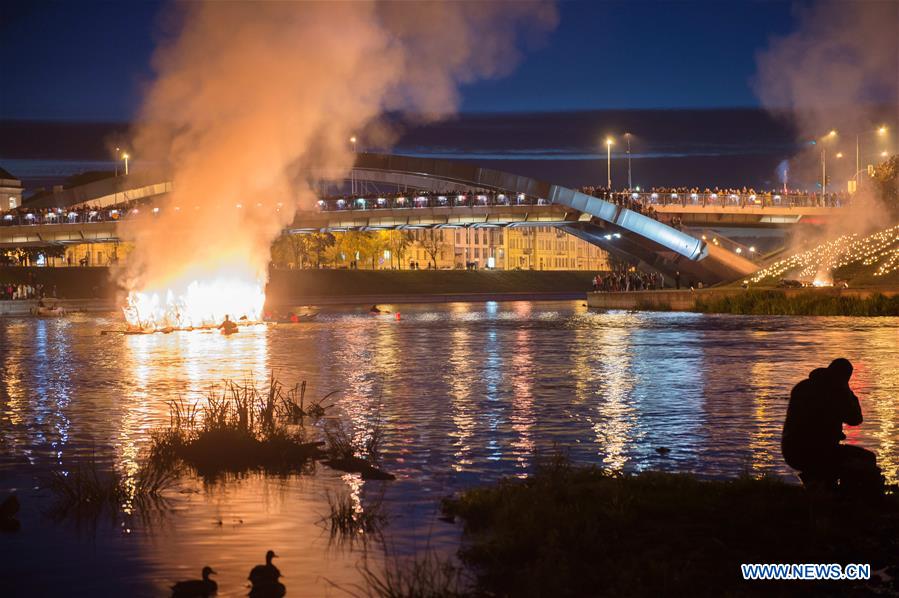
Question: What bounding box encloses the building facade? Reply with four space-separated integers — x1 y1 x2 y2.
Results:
0 167 23 210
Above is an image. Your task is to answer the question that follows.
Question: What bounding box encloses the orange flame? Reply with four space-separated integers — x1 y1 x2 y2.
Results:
123 276 265 330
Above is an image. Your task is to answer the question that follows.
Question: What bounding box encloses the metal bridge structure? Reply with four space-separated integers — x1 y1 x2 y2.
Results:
2 154 769 283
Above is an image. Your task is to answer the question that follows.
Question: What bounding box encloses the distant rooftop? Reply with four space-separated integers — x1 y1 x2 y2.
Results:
0 166 21 182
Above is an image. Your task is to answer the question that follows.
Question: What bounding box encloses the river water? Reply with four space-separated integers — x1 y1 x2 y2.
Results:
1 301 897 596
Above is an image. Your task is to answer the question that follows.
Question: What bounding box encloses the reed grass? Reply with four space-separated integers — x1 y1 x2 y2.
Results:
322 418 394 480
47 459 175 521
348 552 468 598
441 455 899 597
149 376 330 477
322 490 388 546
694 290 899 316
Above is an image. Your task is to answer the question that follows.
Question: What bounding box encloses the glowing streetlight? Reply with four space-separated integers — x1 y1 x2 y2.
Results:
122 152 130 176
624 132 632 190
820 130 837 194
855 126 890 186
605 137 614 189
836 152 843 158
349 136 358 194
882 151 889 158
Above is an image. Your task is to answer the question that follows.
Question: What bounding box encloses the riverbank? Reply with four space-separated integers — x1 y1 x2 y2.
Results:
587 287 899 316
442 458 899 597
265 269 598 305
1 268 597 312
0 298 115 316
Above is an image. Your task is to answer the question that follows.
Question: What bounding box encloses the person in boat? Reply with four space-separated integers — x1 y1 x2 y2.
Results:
369 305 382 314
217 314 239 334
782 358 883 495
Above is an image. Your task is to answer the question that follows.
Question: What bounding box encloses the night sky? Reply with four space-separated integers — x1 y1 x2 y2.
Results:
1 0 798 122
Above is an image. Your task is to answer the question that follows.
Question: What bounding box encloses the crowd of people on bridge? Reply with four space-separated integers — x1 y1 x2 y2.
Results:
0 198 147 226
580 185 852 209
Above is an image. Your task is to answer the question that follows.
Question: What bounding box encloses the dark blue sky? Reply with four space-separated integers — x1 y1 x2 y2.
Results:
1 0 797 121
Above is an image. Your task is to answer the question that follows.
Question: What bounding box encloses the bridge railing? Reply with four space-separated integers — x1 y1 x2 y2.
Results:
314 192 550 212
1 207 140 227
593 190 850 209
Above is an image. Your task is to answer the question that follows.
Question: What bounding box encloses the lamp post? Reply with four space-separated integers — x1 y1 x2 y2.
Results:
115 146 120 177
624 132 632 190
850 126 887 191
820 130 836 195
349 136 357 195
122 152 130 176
605 137 613 190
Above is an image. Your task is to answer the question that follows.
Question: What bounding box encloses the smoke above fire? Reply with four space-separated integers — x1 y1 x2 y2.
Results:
752 0 898 258
120 1 556 327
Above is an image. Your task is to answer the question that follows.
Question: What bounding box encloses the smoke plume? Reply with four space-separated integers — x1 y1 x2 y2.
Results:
122 0 556 316
753 0 898 240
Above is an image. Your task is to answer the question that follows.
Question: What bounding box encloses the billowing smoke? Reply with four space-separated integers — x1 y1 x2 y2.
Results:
121 1 556 326
753 0 898 246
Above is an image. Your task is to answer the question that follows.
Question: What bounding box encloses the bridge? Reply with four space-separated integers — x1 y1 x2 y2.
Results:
1 153 775 283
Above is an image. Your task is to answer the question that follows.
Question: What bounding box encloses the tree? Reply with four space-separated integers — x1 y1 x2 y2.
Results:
873 154 899 217
270 234 299 268
304 232 335 268
381 230 413 269
417 229 444 268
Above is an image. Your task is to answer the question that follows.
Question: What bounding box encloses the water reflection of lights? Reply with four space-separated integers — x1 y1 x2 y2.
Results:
747 360 779 473
508 328 535 472
448 325 476 471
588 318 638 471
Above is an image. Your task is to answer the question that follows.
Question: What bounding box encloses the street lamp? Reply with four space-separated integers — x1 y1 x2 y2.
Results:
349 136 357 194
820 130 837 194
122 152 130 176
855 125 889 186
605 137 614 190
624 132 632 190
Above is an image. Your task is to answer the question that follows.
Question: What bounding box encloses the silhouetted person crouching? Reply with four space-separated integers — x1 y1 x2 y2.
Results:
782 358 883 496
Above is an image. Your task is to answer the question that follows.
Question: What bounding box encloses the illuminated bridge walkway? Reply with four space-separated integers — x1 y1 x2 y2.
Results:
1 154 780 283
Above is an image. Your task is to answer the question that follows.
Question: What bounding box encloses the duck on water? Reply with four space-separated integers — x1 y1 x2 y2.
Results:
171 566 217 597
249 550 285 597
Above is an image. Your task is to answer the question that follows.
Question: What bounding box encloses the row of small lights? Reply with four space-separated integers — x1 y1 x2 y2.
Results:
317 193 527 208
746 224 899 283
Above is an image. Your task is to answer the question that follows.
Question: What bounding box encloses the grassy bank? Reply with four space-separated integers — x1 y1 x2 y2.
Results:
442 457 899 597
694 290 899 316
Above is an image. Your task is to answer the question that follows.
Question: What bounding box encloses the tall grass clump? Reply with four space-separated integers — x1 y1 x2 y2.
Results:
322 490 388 546
322 413 393 480
149 376 331 477
48 459 175 521
694 290 899 316
441 455 899 597
347 552 469 598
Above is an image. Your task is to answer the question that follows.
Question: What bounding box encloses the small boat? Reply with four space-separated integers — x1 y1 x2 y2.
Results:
30 305 66 317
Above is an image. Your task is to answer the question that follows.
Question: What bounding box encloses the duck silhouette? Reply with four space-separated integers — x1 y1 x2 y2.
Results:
171 566 217 597
248 550 284 596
